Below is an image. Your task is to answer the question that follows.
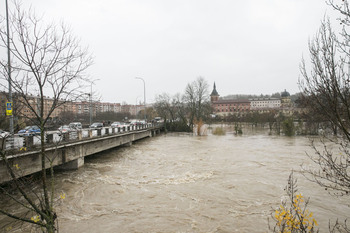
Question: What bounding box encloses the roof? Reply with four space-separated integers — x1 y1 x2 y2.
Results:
281 89 290 97
213 99 250 104
210 82 219 96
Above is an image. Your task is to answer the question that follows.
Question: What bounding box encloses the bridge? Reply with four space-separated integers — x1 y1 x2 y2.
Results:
0 124 164 184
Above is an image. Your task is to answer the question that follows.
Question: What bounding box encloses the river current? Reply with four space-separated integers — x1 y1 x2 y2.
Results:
2 125 350 232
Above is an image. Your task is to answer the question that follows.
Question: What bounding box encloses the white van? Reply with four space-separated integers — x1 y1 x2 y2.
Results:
69 122 82 130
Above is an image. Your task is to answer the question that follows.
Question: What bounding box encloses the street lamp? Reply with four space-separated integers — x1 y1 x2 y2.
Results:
135 77 146 121
135 95 141 116
88 79 100 125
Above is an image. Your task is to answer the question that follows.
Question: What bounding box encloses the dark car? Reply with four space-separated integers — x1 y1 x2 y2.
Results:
18 125 41 136
89 122 103 128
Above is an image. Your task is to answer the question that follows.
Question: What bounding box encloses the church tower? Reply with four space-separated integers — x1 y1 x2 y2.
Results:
210 82 220 102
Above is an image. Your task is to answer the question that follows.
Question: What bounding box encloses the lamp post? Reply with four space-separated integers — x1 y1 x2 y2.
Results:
88 79 100 126
135 77 146 121
5 0 13 136
135 96 141 116
88 93 92 126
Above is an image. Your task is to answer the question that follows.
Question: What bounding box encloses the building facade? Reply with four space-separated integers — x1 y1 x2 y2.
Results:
210 83 293 116
249 98 281 112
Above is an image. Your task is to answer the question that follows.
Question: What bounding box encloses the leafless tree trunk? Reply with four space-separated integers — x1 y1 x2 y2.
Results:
183 76 210 130
0 1 92 232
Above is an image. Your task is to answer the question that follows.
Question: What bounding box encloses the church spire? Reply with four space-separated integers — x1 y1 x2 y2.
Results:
210 82 219 96
210 82 219 102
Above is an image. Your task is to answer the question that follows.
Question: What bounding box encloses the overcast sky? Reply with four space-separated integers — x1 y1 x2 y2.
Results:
14 1 339 104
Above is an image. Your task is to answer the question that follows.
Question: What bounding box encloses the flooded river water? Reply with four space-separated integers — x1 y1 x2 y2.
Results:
2 125 350 232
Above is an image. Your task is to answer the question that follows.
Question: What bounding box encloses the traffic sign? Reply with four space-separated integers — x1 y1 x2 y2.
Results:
6 102 12 116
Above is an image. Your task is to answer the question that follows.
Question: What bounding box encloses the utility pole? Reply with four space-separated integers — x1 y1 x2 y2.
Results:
135 77 146 121
6 0 14 138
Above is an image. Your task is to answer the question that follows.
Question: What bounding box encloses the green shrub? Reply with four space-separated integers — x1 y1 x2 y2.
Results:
212 127 226 135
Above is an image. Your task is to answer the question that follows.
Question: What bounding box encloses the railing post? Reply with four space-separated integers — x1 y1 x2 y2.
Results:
88 129 93 138
46 134 53 144
24 136 33 148
78 130 83 140
127 126 130 131
63 133 69 142
118 127 121 133
105 128 109 135
0 138 4 150
112 128 115 134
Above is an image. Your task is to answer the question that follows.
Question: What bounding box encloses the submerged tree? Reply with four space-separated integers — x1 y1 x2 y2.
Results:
154 93 190 132
0 1 92 232
183 76 211 130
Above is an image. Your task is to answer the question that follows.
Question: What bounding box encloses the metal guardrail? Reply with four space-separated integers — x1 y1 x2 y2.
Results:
0 123 164 151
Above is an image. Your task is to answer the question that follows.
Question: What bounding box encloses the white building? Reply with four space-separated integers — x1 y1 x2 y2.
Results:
250 98 281 110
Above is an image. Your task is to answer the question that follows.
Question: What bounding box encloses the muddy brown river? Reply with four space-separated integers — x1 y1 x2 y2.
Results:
1 126 350 232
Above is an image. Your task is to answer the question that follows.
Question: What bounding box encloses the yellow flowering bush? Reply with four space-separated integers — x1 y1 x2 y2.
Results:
271 172 318 233
274 194 317 232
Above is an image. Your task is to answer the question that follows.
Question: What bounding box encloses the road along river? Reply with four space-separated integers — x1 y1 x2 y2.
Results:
2 126 350 232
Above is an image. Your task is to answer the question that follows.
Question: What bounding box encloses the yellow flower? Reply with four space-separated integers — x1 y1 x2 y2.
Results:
31 215 40 223
60 193 66 200
13 164 20 170
20 147 27 151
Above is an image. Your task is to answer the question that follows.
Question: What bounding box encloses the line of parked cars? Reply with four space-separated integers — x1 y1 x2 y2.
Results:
18 125 41 137
1 119 153 139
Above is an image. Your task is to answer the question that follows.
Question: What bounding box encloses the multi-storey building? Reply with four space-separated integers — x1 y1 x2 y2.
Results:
17 95 75 119
250 98 281 113
210 83 292 116
1 91 147 124
212 99 251 116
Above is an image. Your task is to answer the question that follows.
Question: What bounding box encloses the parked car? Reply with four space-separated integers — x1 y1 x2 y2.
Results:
89 122 103 128
0 129 10 138
58 125 75 136
111 122 122 128
139 120 147 125
18 125 41 136
129 119 141 126
69 122 82 130
120 122 129 127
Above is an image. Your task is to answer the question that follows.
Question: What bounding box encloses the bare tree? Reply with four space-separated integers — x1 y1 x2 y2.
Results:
183 76 210 129
300 17 350 195
0 1 92 232
154 93 190 132
298 1 350 231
